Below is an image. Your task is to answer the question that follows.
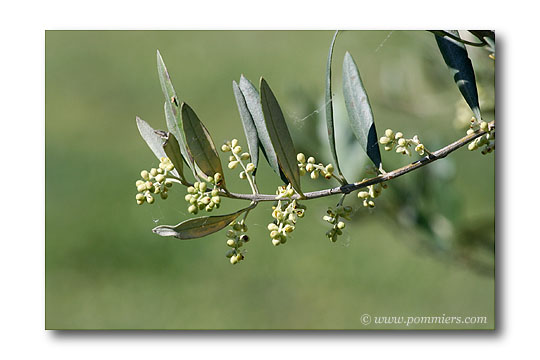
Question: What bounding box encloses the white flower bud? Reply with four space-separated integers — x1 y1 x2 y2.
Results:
297 153 306 163
228 161 239 169
231 139 239 148
221 144 231 152
233 146 242 154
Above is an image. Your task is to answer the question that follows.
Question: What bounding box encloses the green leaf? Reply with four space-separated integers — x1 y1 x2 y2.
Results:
434 30 482 120
152 205 254 239
157 50 197 176
238 75 287 183
161 132 187 184
232 80 259 173
325 30 346 183
136 116 167 160
259 78 303 195
181 102 225 184
342 52 382 169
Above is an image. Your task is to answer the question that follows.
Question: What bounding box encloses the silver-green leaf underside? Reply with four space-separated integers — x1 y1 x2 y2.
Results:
232 80 260 173
152 205 254 239
342 52 382 169
259 78 303 195
157 50 196 177
434 30 482 121
136 117 181 179
181 102 225 185
325 30 346 183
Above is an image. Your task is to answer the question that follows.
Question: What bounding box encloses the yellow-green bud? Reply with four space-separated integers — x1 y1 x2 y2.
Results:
385 129 393 138
337 221 345 229
211 188 219 197
187 186 196 194
270 230 280 239
221 144 231 152
310 171 319 180
272 238 281 246
166 164 174 172
228 161 239 169
307 156 316 164
297 153 306 163
136 199 144 205
395 132 403 139
211 196 221 204
201 196 211 205
155 174 165 183
199 182 207 192
283 224 294 233
240 153 250 160
480 121 488 132
136 180 144 186
214 173 222 183
230 255 239 264
239 171 247 179
326 164 334 174
268 223 279 231
299 168 306 176
136 193 145 201
306 163 314 172
145 181 153 190
137 184 147 192
246 163 255 172
233 146 242 154
379 136 390 145
358 191 369 199
398 138 406 147
147 195 155 204
141 170 150 180
231 139 239 148
184 194 192 202
150 168 158 177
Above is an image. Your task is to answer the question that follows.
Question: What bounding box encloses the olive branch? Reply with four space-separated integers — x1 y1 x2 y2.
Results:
133 30 495 265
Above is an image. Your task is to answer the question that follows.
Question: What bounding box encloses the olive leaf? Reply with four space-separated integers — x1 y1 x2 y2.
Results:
259 77 303 195
152 205 255 239
161 132 187 184
157 50 196 176
434 30 482 121
136 117 181 179
181 102 225 185
342 52 382 169
325 30 346 183
232 80 260 173
238 75 288 183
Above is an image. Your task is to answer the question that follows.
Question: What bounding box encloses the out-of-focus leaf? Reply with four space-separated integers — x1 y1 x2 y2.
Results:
157 50 196 177
342 52 382 169
259 78 302 195
152 205 254 239
232 80 259 173
181 102 225 185
238 75 288 183
434 30 482 120
325 30 346 183
161 132 187 183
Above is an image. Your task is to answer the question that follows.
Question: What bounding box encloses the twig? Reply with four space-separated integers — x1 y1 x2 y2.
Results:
220 121 495 202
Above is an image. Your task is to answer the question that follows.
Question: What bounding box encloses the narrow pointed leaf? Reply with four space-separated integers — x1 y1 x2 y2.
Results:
161 132 187 183
232 80 259 173
152 205 255 239
136 117 180 178
435 30 482 120
181 102 225 185
342 52 382 169
325 30 346 182
259 78 302 195
238 75 287 183
157 50 197 176
164 101 196 178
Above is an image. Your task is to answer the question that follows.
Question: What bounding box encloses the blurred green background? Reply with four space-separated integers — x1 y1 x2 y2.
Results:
45 30 495 329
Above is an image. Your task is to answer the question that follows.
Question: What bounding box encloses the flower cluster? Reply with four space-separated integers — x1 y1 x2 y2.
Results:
297 153 334 179
135 157 174 205
467 118 495 154
221 139 255 179
225 220 249 265
267 184 306 246
379 129 426 156
323 205 352 242
184 176 222 214
357 182 387 208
